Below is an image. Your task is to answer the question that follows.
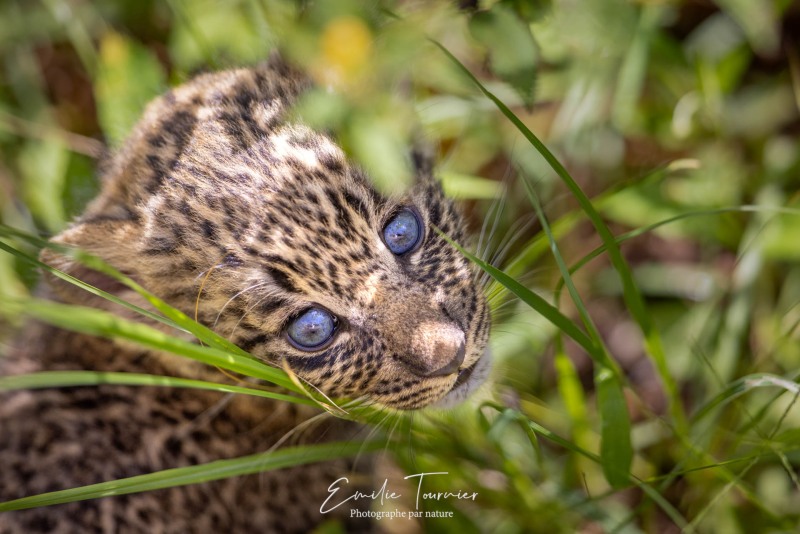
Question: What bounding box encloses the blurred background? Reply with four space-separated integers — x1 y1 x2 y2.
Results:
1 0 800 532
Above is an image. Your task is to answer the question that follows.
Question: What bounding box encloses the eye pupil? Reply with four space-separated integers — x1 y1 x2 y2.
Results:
287 308 336 350
383 208 421 255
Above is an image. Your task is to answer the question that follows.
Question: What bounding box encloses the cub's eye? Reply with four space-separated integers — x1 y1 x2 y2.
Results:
383 208 422 255
286 307 337 350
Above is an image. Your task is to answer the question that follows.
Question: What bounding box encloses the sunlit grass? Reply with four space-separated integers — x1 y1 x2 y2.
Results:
1 0 800 532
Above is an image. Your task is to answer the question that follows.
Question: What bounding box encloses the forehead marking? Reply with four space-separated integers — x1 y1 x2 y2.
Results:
272 131 321 169
355 271 384 312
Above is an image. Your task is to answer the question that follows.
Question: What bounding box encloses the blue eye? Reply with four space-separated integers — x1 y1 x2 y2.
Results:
383 208 422 255
286 307 337 350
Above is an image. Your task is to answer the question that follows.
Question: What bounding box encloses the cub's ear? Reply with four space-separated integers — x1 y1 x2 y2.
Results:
39 218 142 307
411 143 436 184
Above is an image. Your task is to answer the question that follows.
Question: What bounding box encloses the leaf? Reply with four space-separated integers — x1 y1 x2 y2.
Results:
524 177 619 374
440 171 502 199
500 0 552 23
349 113 412 194
0 298 300 393
0 224 261 362
554 350 589 445
432 39 686 432
480 402 686 528
167 0 272 71
95 32 165 147
0 440 381 511
432 227 596 357
469 4 538 109
17 137 69 232
691 373 800 424
0 371 317 407
595 368 633 489
715 0 780 55
0 234 171 328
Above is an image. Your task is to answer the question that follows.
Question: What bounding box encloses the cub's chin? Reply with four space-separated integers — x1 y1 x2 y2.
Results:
434 348 492 409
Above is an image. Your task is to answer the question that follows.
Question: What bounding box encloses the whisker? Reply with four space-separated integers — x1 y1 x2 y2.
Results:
476 182 507 266
212 281 270 329
194 265 219 324
226 293 273 342
264 410 333 455
488 214 538 268
384 411 408 455
280 359 349 418
478 164 517 266
478 213 538 289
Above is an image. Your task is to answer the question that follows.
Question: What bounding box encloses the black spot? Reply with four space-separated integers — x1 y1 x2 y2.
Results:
264 266 299 293
284 352 331 372
239 333 269 352
223 253 243 267
83 206 136 223
233 82 256 108
218 111 251 150
143 237 177 255
147 133 166 148
320 153 344 173
428 199 443 226
325 188 353 231
201 220 218 240
343 190 369 219
178 199 191 216
257 298 287 315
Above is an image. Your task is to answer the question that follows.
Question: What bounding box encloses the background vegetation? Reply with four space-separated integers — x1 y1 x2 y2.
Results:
1 0 800 532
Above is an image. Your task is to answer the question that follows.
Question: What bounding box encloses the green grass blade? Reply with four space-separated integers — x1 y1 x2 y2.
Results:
480 402 687 528
0 233 173 329
595 368 633 489
432 228 596 355
524 179 619 373
559 207 745 287
524 176 632 488
0 371 317 407
0 440 381 512
1 298 301 393
432 40 685 432
690 373 800 425
498 208 583 282
74 248 259 360
0 224 257 360
554 348 592 482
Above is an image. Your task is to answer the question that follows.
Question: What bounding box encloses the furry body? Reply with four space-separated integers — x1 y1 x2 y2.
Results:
0 59 490 532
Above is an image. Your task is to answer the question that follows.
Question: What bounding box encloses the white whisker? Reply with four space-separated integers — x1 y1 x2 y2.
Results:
213 281 270 328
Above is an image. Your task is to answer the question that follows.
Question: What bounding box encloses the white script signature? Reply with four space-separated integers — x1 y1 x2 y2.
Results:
320 472 478 514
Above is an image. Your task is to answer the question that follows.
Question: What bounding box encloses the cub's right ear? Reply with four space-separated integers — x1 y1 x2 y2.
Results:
411 144 436 183
40 218 143 307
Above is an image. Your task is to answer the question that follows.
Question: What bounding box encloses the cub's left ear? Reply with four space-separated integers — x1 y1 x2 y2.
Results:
39 217 143 308
411 143 436 184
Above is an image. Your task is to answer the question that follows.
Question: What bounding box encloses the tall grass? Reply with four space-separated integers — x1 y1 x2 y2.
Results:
1 1 800 532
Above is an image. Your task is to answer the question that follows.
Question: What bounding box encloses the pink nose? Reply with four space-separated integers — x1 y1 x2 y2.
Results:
402 322 466 377
421 341 465 377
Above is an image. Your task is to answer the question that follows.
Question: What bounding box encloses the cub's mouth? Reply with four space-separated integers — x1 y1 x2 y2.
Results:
453 361 477 389
434 348 492 409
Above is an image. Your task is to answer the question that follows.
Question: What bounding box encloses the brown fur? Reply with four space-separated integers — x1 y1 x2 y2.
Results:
0 58 490 532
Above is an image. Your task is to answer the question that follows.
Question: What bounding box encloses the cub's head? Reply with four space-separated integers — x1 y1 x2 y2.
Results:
42 59 491 410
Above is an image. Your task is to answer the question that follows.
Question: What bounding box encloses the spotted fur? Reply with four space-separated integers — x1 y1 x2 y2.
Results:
0 58 491 532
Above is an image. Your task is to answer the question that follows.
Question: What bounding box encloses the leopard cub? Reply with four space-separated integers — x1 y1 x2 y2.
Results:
0 57 491 533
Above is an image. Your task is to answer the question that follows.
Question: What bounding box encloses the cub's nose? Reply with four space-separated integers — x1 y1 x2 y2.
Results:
424 341 466 377
404 322 466 377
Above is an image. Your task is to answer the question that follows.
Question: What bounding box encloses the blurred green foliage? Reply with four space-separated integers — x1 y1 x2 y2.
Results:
2 0 800 532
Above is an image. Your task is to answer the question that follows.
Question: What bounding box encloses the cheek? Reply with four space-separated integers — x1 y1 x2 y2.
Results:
280 340 359 390
281 336 403 398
